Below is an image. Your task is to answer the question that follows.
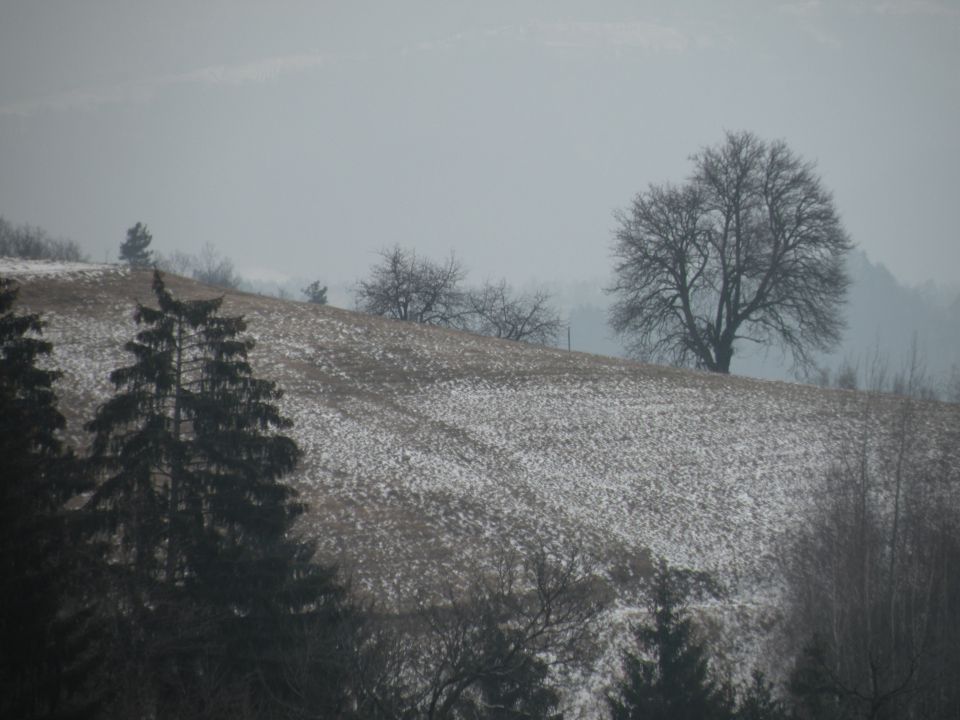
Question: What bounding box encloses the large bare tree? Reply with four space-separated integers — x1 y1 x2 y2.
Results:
609 131 852 374
467 279 562 345
355 246 562 346
355 245 469 327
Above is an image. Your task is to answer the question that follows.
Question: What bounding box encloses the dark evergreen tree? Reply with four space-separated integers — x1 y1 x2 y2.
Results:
118 222 153 268
303 279 328 305
0 276 100 719
736 670 789 720
87 270 351 718
608 559 733 720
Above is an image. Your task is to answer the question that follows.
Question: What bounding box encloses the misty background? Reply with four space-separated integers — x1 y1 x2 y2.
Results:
2 1 958 385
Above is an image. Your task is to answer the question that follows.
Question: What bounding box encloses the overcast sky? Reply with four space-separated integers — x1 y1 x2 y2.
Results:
2 1 958 292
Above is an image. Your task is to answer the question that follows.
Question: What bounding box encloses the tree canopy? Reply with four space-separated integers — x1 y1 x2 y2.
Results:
355 245 561 345
356 245 469 326
609 131 852 374
118 222 153 268
302 279 328 305
467 279 562 345
0 276 99 719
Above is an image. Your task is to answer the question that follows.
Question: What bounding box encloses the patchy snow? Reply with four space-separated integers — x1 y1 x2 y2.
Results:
7 262 959 716
0 256 127 279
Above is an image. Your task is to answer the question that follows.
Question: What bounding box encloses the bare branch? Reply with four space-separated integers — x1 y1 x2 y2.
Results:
354 245 469 327
466 279 562 345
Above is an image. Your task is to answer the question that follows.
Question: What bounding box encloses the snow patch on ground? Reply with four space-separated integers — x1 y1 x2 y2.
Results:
0 257 127 279
10 264 958 717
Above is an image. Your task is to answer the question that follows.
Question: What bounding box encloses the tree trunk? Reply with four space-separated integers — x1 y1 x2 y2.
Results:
714 341 734 374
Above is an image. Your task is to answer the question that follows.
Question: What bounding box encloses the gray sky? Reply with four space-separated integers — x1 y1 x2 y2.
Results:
2 1 958 291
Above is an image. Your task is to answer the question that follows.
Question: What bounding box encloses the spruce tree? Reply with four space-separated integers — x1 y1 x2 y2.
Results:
87 270 351 718
609 559 733 720
302 279 328 305
118 222 153 268
0 276 99 719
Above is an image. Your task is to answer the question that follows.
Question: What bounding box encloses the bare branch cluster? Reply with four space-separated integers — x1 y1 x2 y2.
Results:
783 396 960 717
467 279 563 345
0 215 86 262
609 131 853 374
355 245 469 327
191 242 241 288
155 241 241 289
355 245 561 345
347 545 604 720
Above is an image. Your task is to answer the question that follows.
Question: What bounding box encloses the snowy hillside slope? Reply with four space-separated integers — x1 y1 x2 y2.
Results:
7 259 959 693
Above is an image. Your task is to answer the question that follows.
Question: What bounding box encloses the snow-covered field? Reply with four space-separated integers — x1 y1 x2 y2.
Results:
6 259 958 710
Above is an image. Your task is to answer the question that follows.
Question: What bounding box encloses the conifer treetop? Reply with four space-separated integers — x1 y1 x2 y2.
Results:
119 221 153 268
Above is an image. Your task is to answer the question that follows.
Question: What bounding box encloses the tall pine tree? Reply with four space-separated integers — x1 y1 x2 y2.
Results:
0 276 100 719
87 271 351 718
608 559 733 720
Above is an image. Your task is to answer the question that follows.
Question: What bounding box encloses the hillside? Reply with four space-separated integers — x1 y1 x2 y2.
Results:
545 251 960 389
6 258 959 691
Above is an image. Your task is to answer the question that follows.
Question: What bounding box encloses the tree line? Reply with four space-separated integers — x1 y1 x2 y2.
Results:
3 269 957 719
122 131 858 366
353 245 562 346
609 376 960 719
4 130 858 365
119 223 559 344
0 216 87 262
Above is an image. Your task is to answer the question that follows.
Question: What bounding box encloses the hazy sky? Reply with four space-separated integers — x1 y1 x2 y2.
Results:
2 1 958 291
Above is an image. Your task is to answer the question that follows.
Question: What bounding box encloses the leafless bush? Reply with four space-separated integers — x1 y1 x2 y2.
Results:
357 544 605 720
783 394 960 719
355 245 562 346
355 245 469 327
467 279 562 345
155 244 241 289
0 216 86 261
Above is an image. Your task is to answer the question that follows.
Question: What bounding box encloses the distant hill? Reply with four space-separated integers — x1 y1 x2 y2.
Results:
5 258 958 696
821 250 960 387
552 250 960 391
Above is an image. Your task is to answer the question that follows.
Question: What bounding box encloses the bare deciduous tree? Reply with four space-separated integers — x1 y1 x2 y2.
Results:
154 249 196 277
191 242 240 289
355 245 468 327
155 244 241 289
359 545 604 720
609 131 852 374
0 216 86 262
356 246 563 347
783 395 960 719
467 279 562 345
